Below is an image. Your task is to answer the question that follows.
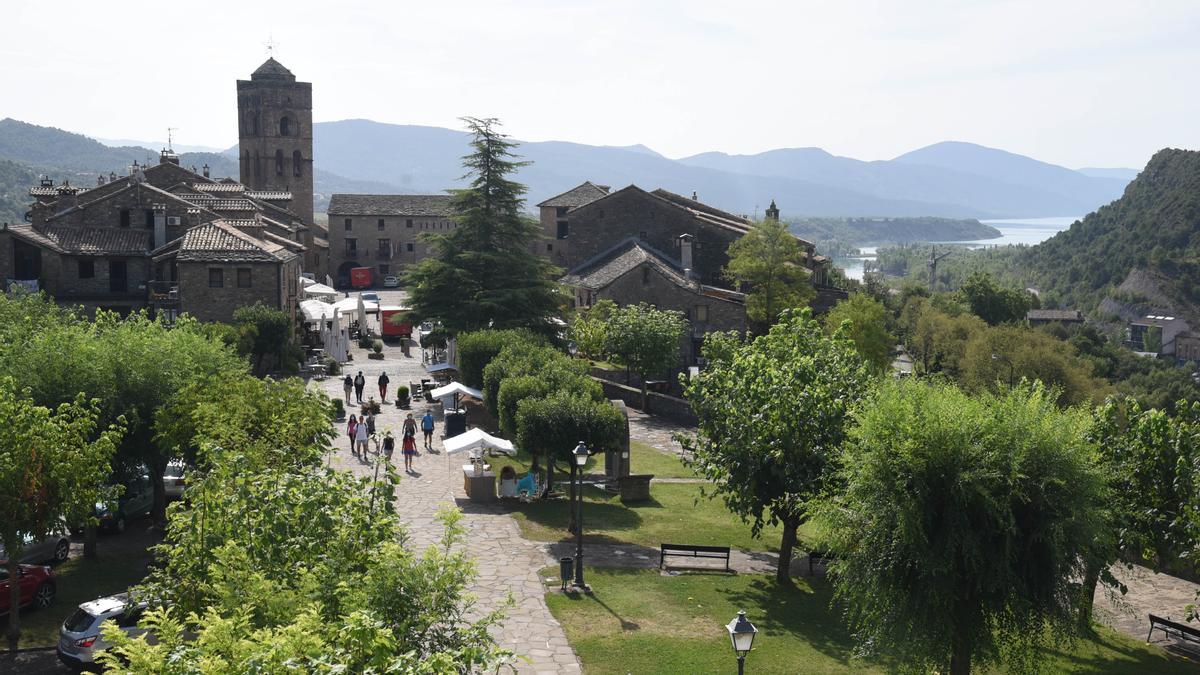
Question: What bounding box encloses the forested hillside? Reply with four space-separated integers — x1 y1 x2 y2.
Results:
1021 148 1200 311
791 216 1000 254
0 157 37 223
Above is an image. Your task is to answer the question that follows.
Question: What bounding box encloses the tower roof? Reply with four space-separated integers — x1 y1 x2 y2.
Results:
251 57 296 82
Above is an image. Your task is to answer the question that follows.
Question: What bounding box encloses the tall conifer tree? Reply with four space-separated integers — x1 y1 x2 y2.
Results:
405 118 563 333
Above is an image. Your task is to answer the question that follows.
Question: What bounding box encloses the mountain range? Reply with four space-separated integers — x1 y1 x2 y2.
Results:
0 117 1135 224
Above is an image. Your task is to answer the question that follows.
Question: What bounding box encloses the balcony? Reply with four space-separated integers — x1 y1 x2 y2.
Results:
344 249 360 259
376 249 393 260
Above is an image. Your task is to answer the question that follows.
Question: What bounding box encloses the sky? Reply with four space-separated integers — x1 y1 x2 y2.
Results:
3 0 1199 169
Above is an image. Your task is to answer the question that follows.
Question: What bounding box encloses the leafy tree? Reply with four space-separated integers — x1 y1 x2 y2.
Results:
602 303 688 410
568 298 616 361
959 272 1032 326
679 308 871 583
457 328 546 389
232 302 301 376
723 218 815 326
820 381 1107 675
959 325 1111 407
516 392 625 493
405 117 564 334
823 294 894 374
0 379 123 650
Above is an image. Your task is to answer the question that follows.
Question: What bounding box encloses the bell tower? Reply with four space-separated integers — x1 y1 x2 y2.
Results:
764 199 780 222
237 57 314 225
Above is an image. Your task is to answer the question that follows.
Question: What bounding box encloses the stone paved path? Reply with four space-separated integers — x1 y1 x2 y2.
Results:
310 299 578 674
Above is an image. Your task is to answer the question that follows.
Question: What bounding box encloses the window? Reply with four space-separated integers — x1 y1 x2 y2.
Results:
639 230 647 240
406 243 414 252
556 221 569 239
144 209 155 227
280 116 291 137
377 218 385 230
78 260 94 278
556 206 569 217
378 264 390 275
406 218 413 228
275 150 284 176
208 268 223 288
237 268 252 288
293 150 302 177
694 305 709 322
345 238 357 254
546 243 553 252
166 216 182 226
377 238 390 258
344 218 352 231
119 209 131 228
251 113 259 136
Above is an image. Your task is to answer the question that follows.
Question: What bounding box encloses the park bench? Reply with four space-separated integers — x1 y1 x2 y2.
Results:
1147 614 1200 648
659 543 731 571
806 549 836 576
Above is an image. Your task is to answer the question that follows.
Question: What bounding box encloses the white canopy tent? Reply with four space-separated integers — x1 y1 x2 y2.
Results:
429 382 483 401
425 362 458 374
443 428 515 457
300 299 336 324
299 276 317 287
303 283 338 301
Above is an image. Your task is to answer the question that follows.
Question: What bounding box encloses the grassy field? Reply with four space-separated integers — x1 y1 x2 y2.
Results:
544 568 1198 675
486 440 698 483
3 522 154 648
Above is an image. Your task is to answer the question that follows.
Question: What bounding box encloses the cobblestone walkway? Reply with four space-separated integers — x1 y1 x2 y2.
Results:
310 310 578 674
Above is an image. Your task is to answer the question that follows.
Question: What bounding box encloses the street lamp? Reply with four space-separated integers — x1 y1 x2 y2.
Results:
726 610 758 675
572 440 590 591
991 353 1015 388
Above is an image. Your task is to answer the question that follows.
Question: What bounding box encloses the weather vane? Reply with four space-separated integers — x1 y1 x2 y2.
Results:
167 127 177 151
264 35 278 58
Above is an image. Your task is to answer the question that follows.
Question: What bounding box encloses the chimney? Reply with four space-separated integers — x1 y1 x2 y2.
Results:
678 233 695 278
55 181 78 212
691 191 698 201
109 171 117 183
153 203 167 249
159 148 180 165
39 175 53 188
96 174 106 186
202 163 210 178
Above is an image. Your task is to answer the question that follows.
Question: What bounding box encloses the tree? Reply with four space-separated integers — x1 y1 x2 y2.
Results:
602 303 688 411
457 328 546 389
679 308 871 583
568 298 616 361
0 379 123 651
404 117 564 334
723 218 815 327
959 272 1031 326
823 294 894 374
516 392 625 494
232 302 301 376
820 381 1107 675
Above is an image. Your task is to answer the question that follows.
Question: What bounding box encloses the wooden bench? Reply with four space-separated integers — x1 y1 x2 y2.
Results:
1148 613 1200 647
659 543 731 571
807 549 836 576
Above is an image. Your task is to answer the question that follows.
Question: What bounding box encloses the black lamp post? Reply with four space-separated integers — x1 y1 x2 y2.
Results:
572 440 590 591
726 610 758 675
991 353 1015 388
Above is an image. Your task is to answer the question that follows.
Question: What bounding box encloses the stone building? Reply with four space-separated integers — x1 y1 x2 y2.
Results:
325 194 456 287
534 181 609 267
0 58 320 321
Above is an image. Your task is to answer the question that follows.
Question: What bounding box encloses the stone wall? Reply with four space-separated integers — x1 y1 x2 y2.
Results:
328 214 456 286
237 77 314 225
43 187 195 246
565 189 740 286
178 260 283 323
592 377 698 426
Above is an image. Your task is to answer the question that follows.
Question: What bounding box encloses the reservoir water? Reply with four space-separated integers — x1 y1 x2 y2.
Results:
837 216 1081 281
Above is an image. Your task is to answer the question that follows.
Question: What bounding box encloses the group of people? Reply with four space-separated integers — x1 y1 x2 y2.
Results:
343 371 390 404
345 409 436 473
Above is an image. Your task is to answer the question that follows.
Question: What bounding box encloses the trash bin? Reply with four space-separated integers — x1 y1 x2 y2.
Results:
445 410 467 438
559 557 574 590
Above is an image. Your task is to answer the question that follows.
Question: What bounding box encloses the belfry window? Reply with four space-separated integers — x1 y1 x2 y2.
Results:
280 116 291 136
275 150 284 176
293 151 303 177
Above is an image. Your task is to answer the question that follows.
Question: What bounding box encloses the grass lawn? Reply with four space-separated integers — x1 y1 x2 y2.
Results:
544 568 1198 674
2 523 154 648
487 441 696 485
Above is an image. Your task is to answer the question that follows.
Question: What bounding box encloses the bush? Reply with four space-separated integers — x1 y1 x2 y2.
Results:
457 329 546 388
324 358 341 376
396 385 410 407
372 340 384 354
362 399 382 415
331 398 346 419
358 335 373 349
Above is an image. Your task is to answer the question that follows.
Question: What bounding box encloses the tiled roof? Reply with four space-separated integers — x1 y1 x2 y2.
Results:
562 238 745 304
1027 309 1084 321
251 57 295 81
29 185 92 197
245 190 292 201
9 224 151 255
327 194 455 217
537 182 610 208
177 221 291 263
193 183 246 193
650 188 752 233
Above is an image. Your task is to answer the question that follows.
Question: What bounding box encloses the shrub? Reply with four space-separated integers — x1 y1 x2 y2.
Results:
372 340 384 354
457 329 546 388
324 357 341 376
396 385 410 406
331 398 346 419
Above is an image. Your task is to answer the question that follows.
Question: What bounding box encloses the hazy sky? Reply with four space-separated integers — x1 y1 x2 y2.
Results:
4 0 1198 169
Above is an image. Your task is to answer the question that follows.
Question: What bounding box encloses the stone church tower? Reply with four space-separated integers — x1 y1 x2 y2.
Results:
237 58 314 225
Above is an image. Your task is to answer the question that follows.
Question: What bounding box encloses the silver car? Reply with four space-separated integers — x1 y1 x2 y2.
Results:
57 594 149 670
0 529 71 565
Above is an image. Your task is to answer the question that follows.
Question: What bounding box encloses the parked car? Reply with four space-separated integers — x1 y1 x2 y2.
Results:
0 529 70 564
360 291 380 303
95 474 154 533
162 460 187 501
382 275 400 288
57 593 149 670
0 564 56 615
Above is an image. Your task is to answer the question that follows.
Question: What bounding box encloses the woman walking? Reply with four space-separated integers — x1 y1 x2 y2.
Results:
346 414 359 456
382 430 395 462
343 374 354 405
402 429 417 472
354 414 371 459
403 413 417 439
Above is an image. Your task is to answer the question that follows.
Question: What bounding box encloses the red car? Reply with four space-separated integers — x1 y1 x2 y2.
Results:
0 563 57 615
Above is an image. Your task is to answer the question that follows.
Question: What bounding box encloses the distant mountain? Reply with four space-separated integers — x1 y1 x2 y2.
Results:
1077 167 1140 180
0 157 37 223
1020 148 1200 318
96 137 226 154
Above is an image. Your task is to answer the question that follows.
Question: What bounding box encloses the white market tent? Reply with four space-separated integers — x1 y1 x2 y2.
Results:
299 276 317 287
443 428 515 456
300 299 336 323
303 283 338 301
425 362 458 373
429 382 483 401
332 297 380 315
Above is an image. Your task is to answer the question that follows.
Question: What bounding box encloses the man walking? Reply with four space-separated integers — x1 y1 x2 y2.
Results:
353 371 366 404
378 371 390 402
343 374 353 404
421 410 435 450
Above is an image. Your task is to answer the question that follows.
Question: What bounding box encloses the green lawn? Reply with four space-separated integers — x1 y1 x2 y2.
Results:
487 441 696 485
544 568 1198 675
3 530 152 647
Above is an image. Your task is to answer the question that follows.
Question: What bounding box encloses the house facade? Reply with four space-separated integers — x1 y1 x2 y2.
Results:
325 194 456 287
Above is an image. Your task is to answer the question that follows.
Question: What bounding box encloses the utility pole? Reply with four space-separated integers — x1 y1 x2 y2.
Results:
927 245 951 292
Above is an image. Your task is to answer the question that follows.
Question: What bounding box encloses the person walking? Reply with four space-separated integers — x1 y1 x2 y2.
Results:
402 413 417 440
354 414 371 459
378 371 390 402
346 415 359 456
365 411 377 452
382 431 395 462
343 374 353 404
402 429 417 472
421 410 435 450
353 371 366 404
